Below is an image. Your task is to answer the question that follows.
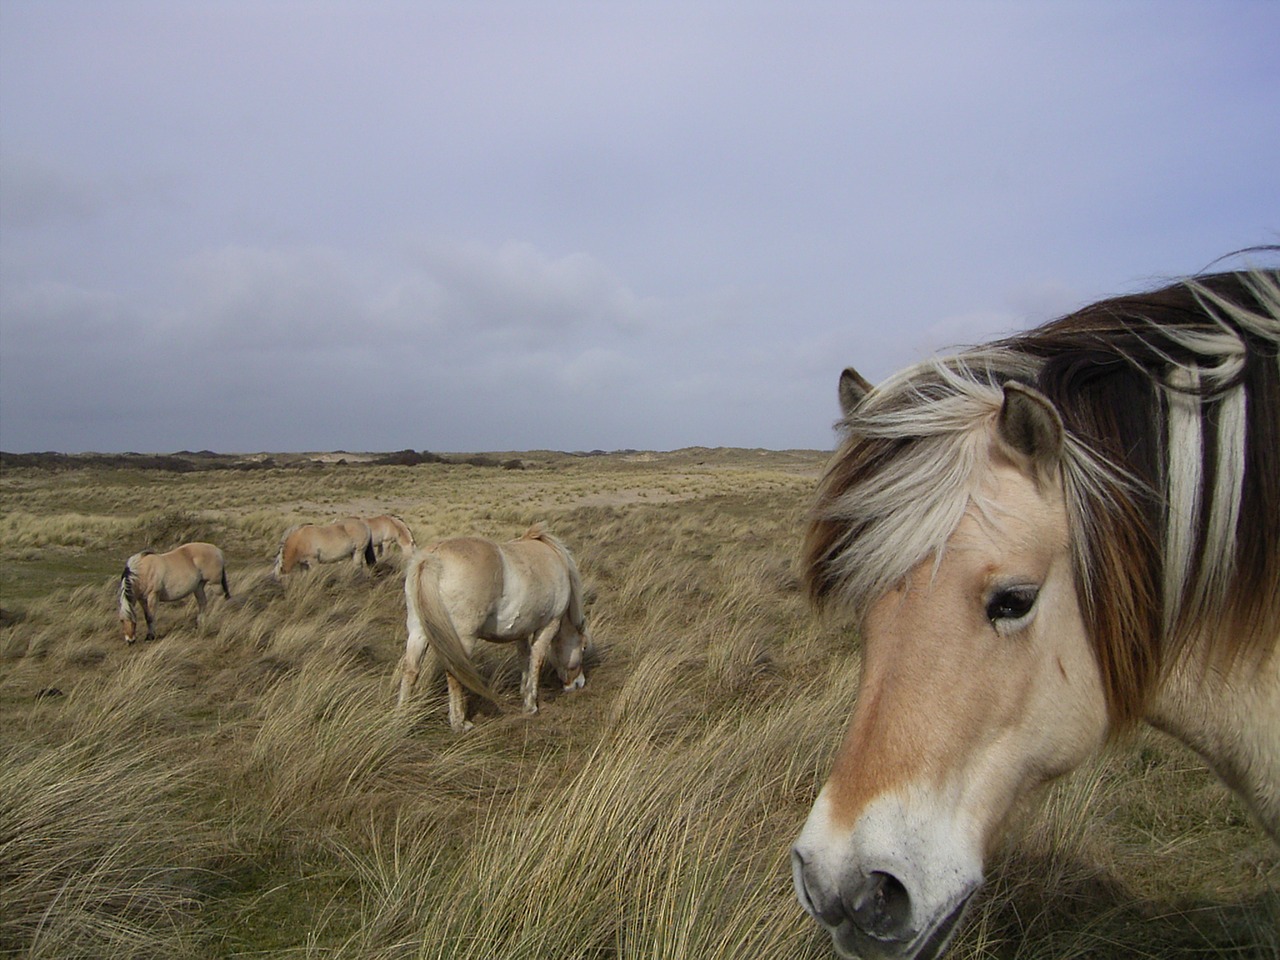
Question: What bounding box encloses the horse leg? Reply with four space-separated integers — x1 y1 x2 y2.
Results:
517 638 536 713
193 582 208 629
446 629 482 732
446 673 474 732
525 620 560 715
398 623 429 707
141 595 157 641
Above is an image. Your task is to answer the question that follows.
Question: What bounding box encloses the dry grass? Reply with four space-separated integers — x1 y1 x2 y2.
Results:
0 450 1275 959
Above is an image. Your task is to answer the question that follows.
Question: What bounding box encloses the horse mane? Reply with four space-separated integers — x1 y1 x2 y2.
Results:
389 514 415 544
275 524 302 550
805 265 1280 727
520 523 588 629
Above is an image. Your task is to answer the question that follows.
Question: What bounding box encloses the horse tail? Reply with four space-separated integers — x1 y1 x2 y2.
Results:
363 535 377 566
220 566 231 599
405 552 503 706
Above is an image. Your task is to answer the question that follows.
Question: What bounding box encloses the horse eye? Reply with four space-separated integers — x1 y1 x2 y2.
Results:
986 586 1039 624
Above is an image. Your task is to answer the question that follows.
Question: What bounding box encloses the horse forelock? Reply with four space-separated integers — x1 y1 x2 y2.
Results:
804 358 1015 619
808 266 1280 729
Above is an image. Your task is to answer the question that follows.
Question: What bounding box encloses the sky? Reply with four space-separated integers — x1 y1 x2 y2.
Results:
1 1 1277 454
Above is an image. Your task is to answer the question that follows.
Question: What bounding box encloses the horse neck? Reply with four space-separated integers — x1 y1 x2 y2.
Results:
1147 639 1280 842
559 549 587 628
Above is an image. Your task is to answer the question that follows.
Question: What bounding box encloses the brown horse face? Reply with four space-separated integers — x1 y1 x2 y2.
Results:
792 455 1110 960
121 617 137 643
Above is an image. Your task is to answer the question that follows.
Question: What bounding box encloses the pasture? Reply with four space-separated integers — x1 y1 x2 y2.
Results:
0 449 1275 959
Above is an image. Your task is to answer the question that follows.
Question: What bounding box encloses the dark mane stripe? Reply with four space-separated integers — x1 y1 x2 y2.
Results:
806 264 1280 727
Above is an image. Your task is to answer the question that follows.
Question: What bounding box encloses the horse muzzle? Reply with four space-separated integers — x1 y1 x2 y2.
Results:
791 791 982 960
792 850 974 960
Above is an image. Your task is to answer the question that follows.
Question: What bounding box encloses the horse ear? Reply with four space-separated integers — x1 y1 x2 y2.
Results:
838 367 874 417
997 381 1063 477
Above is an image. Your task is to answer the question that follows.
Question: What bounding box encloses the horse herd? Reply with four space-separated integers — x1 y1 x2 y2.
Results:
116 514 588 731
108 266 1278 960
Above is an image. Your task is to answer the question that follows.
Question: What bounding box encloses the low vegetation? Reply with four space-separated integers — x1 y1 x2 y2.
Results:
1 450 1275 958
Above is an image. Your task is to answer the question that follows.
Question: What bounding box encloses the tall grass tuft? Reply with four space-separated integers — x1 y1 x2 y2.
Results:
0 737 215 959
1 453 1275 958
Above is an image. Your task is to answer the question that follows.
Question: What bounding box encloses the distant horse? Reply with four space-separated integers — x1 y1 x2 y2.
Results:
365 514 415 558
397 524 591 731
118 542 230 642
273 518 376 577
792 267 1280 960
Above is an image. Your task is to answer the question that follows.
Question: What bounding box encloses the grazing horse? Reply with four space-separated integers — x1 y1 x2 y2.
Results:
397 524 591 731
118 542 230 642
273 518 376 577
791 267 1280 960
365 514 415 558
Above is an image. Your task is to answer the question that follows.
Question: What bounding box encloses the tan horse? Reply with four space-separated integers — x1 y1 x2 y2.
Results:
397 524 591 731
365 514 415 558
792 269 1280 960
273 518 376 577
118 542 230 642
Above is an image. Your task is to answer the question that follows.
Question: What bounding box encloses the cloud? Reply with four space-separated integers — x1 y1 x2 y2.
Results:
2 3 1277 453
0 153 104 229
171 239 650 356
0 237 672 452
403 240 650 344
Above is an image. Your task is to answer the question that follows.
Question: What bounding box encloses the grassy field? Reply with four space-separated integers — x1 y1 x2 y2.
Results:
0 449 1276 959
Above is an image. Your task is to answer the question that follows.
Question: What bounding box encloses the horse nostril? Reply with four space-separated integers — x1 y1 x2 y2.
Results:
849 870 913 940
791 847 816 915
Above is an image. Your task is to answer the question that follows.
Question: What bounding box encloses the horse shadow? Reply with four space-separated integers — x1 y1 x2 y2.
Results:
966 850 1278 957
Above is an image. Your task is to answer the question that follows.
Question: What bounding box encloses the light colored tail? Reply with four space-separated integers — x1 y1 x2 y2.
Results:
404 553 503 707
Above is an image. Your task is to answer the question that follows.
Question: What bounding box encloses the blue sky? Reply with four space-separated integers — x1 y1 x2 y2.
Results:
2 1 1277 452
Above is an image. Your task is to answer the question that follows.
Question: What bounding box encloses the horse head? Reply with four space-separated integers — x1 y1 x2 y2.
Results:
551 618 589 692
793 380 1110 959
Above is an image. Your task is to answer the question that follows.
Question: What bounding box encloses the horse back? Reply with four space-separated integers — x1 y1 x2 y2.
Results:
421 537 505 631
433 537 505 595
336 517 372 544
172 542 224 576
131 542 222 598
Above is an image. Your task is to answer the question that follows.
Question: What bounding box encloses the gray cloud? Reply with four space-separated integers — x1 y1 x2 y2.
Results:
1 2 1277 453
